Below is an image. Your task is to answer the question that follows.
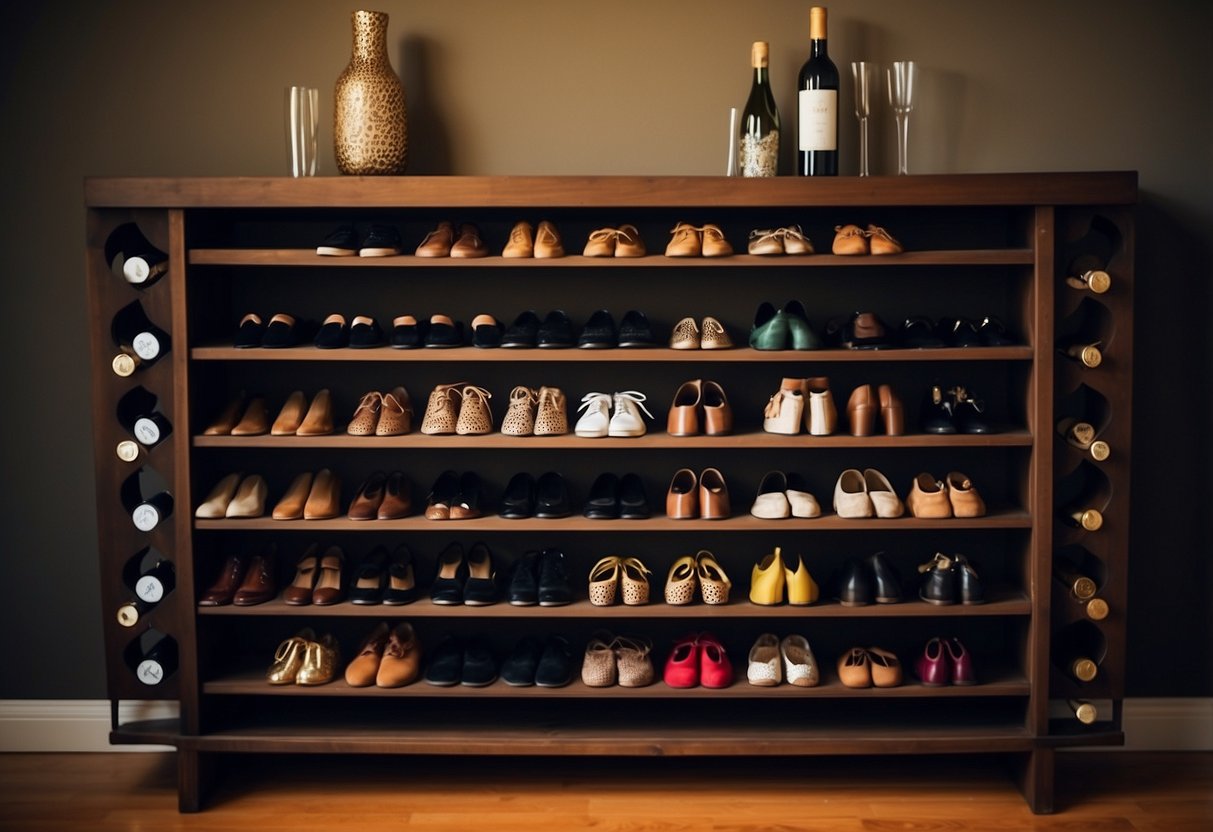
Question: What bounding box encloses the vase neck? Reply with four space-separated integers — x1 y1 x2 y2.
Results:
350 10 389 61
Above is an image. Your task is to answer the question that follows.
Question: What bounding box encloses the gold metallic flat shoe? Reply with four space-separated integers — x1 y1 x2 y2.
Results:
266 628 314 684
296 632 340 685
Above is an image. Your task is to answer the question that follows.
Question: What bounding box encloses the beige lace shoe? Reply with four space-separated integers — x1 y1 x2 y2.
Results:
665 222 702 257
614 636 655 687
420 383 464 435
534 220 565 258
832 223 869 255
699 316 733 349
700 224 733 257
747 228 784 255
780 225 814 255
346 391 382 436
533 386 568 435
867 224 903 255
455 385 494 435
669 316 700 349
376 386 412 436
502 220 534 258
581 633 617 687
500 385 538 436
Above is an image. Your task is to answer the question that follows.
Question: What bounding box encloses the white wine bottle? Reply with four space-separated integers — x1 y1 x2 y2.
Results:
1057 417 1110 461
740 41 780 177
797 7 838 176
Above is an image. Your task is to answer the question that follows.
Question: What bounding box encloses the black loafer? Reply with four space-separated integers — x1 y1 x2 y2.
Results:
423 636 464 686
535 471 572 518
537 548 573 606
260 312 302 348
919 553 958 605
578 309 617 348
937 317 982 348
462 542 497 606
953 391 993 434
471 313 503 348
424 314 464 348
348 315 384 348
382 544 418 605
583 472 620 519
866 551 903 604
461 637 498 687
348 545 389 604
389 315 425 348
618 310 658 347
902 316 945 348
234 313 266 348
499 472 536 519
979 315 1015 346
501 310 541 348
314 313 349 349
501 635 544 686
316 224 360 256
429 541 466 605
537 310 575 348
836 556 873 606
618 473 650 519
507 550 539 606
535 636 575 688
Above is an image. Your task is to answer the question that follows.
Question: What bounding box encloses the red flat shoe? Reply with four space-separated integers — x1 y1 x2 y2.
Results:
946 637 976 685
698 632 734 689
663 636 700 688
915 637 949 686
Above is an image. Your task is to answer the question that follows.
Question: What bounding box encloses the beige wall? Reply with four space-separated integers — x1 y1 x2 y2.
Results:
1 0 1209 697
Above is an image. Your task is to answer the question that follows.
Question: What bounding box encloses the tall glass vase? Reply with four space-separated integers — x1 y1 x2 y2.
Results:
334 10 408 175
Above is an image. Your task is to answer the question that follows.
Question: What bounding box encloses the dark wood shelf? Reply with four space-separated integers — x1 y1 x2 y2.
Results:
194 508 1033 533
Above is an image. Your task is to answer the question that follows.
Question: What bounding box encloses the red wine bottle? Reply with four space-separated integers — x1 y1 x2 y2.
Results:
797 7 839 176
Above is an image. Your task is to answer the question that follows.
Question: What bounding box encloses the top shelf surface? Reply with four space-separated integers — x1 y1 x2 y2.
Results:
84 173 1138 209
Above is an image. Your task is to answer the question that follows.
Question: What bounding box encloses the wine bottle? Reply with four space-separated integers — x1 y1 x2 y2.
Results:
1063 505 1104 532
117 387 173 449
796 6 839 176
104 223 168 287
740 41 781 178
111 302 171 376
1059 339 1103 368
1065 268 1111 294
1068 699 1099 724
134 558 176 604
1056 417 1110 461
1053 622 1105 683
130 635 178 686
116 599 148 628
131 491 174 532
1053 566 1109 620
116 440 141 463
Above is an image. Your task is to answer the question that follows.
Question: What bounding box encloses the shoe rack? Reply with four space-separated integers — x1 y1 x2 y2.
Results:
83 173 1136 813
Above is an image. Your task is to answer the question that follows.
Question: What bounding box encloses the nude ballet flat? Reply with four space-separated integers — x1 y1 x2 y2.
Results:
946 471 987 517
664 555 697 605
906 473 951 518
780 634 819 687
833 468 874 519
665 222 701 257
270 390 307 435
747 633 782 686
534 220 565 258
225 474 267 518
296 388 334 436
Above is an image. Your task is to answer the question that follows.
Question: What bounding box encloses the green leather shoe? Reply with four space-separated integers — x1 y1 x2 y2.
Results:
783 300 823 350
749 301 789 350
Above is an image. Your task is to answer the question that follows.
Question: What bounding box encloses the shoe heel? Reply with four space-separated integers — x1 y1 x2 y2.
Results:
850 403 875 436
879 384 905 436
807 393 832 436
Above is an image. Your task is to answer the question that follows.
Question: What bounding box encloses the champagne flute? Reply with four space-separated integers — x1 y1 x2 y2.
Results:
851 62 877 176
887 61 917 175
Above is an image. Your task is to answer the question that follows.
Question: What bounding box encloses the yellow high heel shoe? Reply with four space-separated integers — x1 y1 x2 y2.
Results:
749 546 786 605
784 552 819 606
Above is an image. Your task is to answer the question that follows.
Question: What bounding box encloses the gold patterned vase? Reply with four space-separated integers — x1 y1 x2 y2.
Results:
334 10 408 175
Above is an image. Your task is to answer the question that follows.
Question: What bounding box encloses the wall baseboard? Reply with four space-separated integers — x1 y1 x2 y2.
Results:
1 698 1209 753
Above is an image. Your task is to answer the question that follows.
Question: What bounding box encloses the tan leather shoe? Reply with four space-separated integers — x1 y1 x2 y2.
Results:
867 224 903 255
669 317 700 349
451 223 488 258
533 386 568 435
296 388 334 436
420 383 464 435
225 474 267 518
863 468 904 518
303 468 341 520
699 316 733 349
878 384 905 435
666 468 698 519
502 220 534 258
195 472 242 518
311 546 345 605
346 391 382 436
455 385 493 435
501 385 538 436
203 394 246 435
378 471 412 519
699 467 730 519
847 384 876 436
229 397 269 435
665 222 702 257
347 471 387 520
702 380 733 436
946 471 987 517
907 473 951 518
270 390 307 435
415 221 454 257
377 386 411 436
345 621 389 687
614 224 646 257
747 228 784 255
232 548 277 605
534 220 564 258
583 227 618 257
272 471 314 520
832 223 869 255
867 646 903 687
837 647 872 688
701 224 733 257
804 377 837 435
667 379 702 436
377 622 421 687
780 225 814 255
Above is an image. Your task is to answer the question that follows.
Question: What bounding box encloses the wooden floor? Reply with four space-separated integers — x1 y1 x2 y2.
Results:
0 752 1210 831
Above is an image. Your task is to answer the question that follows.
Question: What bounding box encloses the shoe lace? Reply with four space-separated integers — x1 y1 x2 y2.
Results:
586 228 620 244
577 392 612 415
764 389 791 419
508 385 538 409
355 391 382 413
537 386 563 410
612 391 653 420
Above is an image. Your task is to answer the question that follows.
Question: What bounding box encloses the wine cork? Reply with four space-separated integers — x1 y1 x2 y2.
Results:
751 41 769 68
810 7 827 39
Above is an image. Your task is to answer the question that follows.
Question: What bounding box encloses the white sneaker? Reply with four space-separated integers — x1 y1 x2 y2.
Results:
574 392 613 437
607 390 653 437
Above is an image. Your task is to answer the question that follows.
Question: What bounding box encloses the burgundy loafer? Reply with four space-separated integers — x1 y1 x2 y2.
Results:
916 637 949 686
946 637 976 685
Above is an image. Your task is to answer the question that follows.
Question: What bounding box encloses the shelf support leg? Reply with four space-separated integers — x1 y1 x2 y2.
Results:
177 749 215 813
1015 748 1055 814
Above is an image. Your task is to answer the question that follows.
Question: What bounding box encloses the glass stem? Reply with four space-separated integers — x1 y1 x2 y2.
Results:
895 113 909 176
858 118 869 176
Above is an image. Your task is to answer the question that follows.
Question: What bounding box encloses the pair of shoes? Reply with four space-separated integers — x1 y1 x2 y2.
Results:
747 633 819 687
499 472 572 519
424 471 484 520
846 384 904 436
347 387 412 436
666 467 730 519
273 469 341 520
833 468 904 519
424 635 497 686
832 223 903 255
198 547 277 606
348 471 412 520
345 621 421 687
664 551 731 605
935 315 1015 347
835 552 901 606
314 313 383 348
747 225 814 255
502 220 564 258
906 471 986 518
502 310 566 347
667 379 733 436
207 391 332 437
749 301 822 350
749 547 819 605
501 386 567 435
316 223 402 257
921 384 994 434
665 222 733 257
583 225 646 257
916 637 976 686
582 633 655 687
750 471 821 519
664 632 733 688
502 635 575 687
669 315 734 349
429 541 496 605
918 552 985 605
282 544 346 605
506 549 573 606
234 312 307 348
385 314 462 348
837 646 903 688
204 392 270 436
763 376 837 435
588 556 652 605
348 544 417 604
575 391 652 437
421 383 493 435
196 472 267 518
415 221 488 258
266 628 340 685
584 473 649 519
578 309 658 348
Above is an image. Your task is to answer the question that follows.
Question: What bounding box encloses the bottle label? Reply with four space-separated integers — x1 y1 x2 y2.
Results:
132 332 161 361
798 89 837 151
132 504 161 532
133 417 161 446
135 575 164 603
136 658 165 685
